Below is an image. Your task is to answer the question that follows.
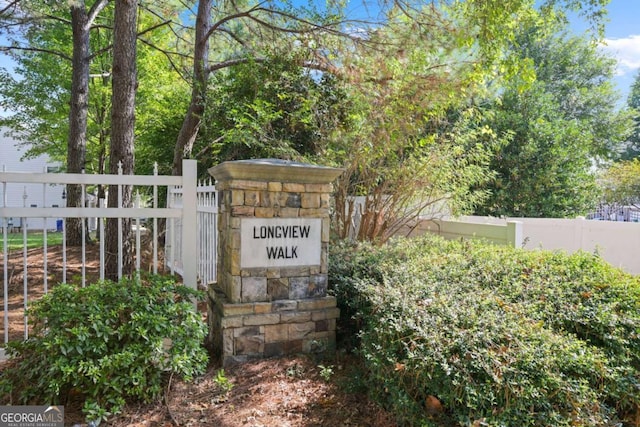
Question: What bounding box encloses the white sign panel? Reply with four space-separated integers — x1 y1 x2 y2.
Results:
241 218 322 268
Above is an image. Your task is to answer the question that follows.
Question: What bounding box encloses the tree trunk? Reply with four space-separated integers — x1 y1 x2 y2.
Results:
106 0 138 281
65 3 90 247
65 0 109 246
172 0 210 176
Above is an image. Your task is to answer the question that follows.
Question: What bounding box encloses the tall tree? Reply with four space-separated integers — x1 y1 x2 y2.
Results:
621 71 640 159
0 1 110 245
600 158 640 208
67 0 109 245
105 0 138 280
475 27 633 217
172 0 210 176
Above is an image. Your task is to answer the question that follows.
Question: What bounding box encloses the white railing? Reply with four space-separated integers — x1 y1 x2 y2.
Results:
166 179 218 286
586 204 640 222
0 159 200 353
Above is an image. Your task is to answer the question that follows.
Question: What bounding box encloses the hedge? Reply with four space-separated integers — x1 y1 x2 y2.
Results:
329 235 640 426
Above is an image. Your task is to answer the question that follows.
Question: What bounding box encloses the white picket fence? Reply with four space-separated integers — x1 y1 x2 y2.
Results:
0 159 217 356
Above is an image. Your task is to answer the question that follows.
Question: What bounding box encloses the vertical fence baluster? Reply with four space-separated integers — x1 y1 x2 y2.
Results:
2 166 8 346
197 184 202 285
210 186 214 284
62 213 66 284
21 186 28 340
211 188 214 284
215 187 218 283
208 191 212 285
153 163 158 275
135 192 141 274
117 161 123 280
81 178 86 287
99 198 105 281
169 186 175 276
42 166 48 294
201 189 205 285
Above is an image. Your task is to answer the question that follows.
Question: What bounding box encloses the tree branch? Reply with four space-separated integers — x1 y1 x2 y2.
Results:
249 6 347 36
217 26 247 48
87 0 110 30
205 4 263 41
205 54 342 79
208 57 265 73
0 45 71 61
88 20 180 61
137 37 191 83
43 13 72 25
138 4 193 52
0 0 20 17
138 19 173 38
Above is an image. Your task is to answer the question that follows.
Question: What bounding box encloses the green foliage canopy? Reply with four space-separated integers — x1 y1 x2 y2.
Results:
622 71 640 159
475 27 633 217
199 54 351 165
600 158 640 207
0 1 188 175
0 0 618 228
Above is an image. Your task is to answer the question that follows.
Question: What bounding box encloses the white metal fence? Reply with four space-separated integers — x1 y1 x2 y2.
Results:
586 204 640 222
0 159 216 356
166 179 218 287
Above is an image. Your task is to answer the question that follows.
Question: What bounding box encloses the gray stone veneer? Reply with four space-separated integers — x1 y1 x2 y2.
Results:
207 159 342 366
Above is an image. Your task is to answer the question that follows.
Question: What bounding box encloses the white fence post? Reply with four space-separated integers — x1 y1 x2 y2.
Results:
181 159 198 291
573 216 585 252
507 221 523 248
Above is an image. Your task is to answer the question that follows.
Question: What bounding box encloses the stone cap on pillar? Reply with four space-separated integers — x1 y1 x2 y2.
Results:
208 159 343 184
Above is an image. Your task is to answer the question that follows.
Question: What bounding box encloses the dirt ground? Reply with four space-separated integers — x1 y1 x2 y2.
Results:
64 354 398 427
1 244 109 342
1 245 398 427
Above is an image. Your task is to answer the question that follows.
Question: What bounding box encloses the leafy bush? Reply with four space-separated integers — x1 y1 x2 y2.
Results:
0 275 209 422
329 235 640 426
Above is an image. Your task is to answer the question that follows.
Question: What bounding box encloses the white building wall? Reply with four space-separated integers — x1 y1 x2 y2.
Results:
0 129 65 230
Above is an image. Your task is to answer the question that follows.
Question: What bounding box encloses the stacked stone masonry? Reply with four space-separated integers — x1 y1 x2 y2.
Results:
209 290 339 365
208 160 342 367
216 179 332 304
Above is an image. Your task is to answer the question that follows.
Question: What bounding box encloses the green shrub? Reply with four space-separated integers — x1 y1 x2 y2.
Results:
0 275 209 422
329 235 640 426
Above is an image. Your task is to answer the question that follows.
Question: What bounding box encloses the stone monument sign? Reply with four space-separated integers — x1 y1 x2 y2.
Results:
207 159 343 366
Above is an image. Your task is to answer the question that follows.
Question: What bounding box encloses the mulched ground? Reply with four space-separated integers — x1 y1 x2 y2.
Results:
1 244 102 342
89 354 398 427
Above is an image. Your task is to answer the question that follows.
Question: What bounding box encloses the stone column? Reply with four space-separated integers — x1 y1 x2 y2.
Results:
207 159 343 366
